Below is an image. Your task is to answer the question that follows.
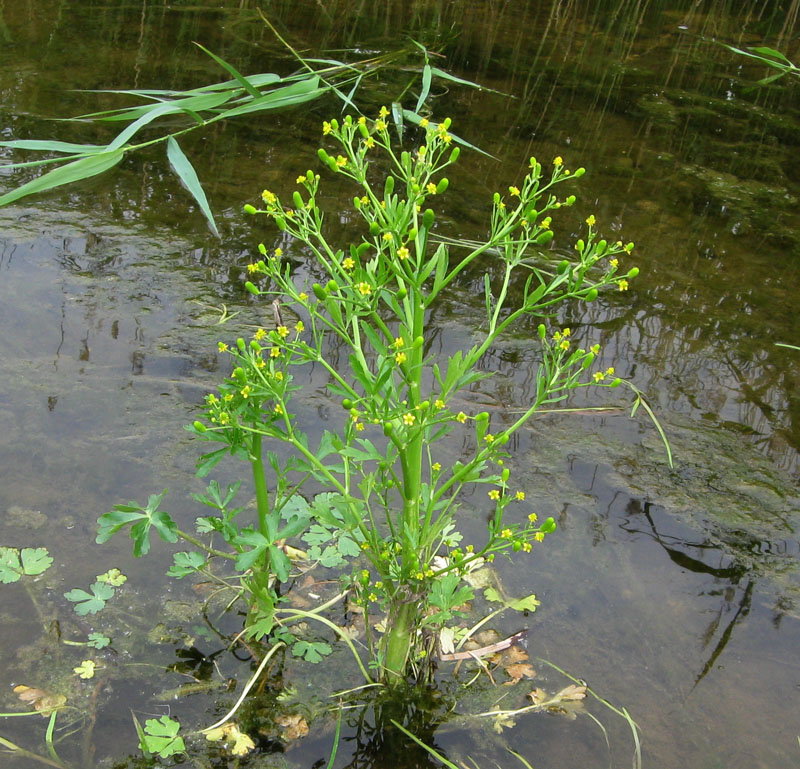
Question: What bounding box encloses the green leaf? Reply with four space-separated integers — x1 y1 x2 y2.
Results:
292 640 332 663
64 581 115 615
219 77 324 119
167 137 219 238
403 109 495 159
234 529 269 571
194 43 261 98
167 551 207 578
139 715 186 759
87 633 111 649
508 593 540 613
0 148 125 208
0 548 23 583
96 509 146 543
20 548 53 576
0 140 106 153
749 45 791 63
195 447 229 477
96 568 127 586
415 64 432 114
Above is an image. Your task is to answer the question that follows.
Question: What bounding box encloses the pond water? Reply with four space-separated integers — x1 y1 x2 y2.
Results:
1 1 798 768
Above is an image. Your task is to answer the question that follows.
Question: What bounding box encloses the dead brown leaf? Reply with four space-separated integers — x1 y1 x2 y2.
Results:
276 713 309 740
491 644 528 667
527 687 548 704
13 685 66 715
503 663 537 684
555 684 587 701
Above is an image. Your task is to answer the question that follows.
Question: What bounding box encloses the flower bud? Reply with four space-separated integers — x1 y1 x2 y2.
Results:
250 340 262 352
318 148 330 164
243 204 257 215
292 191 304 209
325 280 338 293
193 421 207 433
501 468 510 482
369 221 381 236
258 243 268 256
384 175 395 197
397 286 408 300
628 267 639 278
236 338 246 352
565 195 576 206
538 324 546 340
542 517 557 533
557 260 569 274
342 398 353 409
244 281 259 296
573 167 585 178
610 377 622 387
449 147 460 163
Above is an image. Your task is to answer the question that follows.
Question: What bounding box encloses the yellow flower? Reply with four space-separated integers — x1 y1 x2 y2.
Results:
262 190 277 204
403 412 416 426
322 121 332 135
586 214 596 227
420 118 429 127
270 347 281 358
240 386 251 398
254 328 267 341
618 279 629 291
509 185 520 197
247 263 259 274
528 512 538 523
497 200 506 210
256 359 266 369
296 175 306 184
336 155 347 168
295 321 304 333
218 412 230 425
605 367 615 376
500 527 512 538
553 156 563 167
434 399 445 409
395 351 407 365
277 325 290 338
609 258 619 269
360 196 369 205
426 182 437 195
217 342 228 353
593 371 605 382
489 489 500 500
378 106 389 117
274 248 282 257
541 216 552 229
516 491 526 501
274 371 284 381
357 116 366 125
382 232 394 242
534 532 545 542
298 292 308 302
397 246 409 260
274 403 284 415
432 462 441 472
456 412 467 423
522 542 532 552
394 337 404 349
358 282 372 296
356 422 365 432
417 145 427 158
484 433 495 443
364 136 375 149
375 119 387 132
342 257 355 270
560 340 570 351
562 328 571 337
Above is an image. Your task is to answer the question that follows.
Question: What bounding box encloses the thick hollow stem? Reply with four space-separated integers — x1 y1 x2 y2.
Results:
383 599 417 682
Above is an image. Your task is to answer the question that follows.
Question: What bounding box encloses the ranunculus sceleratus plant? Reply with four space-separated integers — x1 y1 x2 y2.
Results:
98 107 642 683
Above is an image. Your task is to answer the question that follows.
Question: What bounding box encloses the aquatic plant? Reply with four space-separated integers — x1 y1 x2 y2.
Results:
97 107 663 686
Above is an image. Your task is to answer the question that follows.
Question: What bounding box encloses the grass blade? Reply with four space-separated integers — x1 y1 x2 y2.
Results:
392 102 404 142
0 148 124 207
403 109 496 159
0 140 106 154
415 63 432 114
167 137 219 238
390 720 460 769
194 43 261 98
430 66 511 96
218 77 324 119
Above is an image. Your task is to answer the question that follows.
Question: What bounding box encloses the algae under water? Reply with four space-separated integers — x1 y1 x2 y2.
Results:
0 1 799 768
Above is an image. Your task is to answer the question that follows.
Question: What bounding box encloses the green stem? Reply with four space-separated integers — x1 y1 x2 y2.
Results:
250 430 270 538
383 600 416 682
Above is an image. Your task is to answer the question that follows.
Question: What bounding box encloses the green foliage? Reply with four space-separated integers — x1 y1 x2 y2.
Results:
96 490 178 557
292 640 333 663
133 714 186 760
64 581 116 615
0 547 53 583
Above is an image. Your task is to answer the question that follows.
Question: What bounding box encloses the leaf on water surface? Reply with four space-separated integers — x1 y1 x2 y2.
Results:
64 580 115 615
503 662 537 684
96 567 127 586
13 685 67 715
73 660 96 679
87 632 111 649
492 712 516 734
276 712 309 741
291 639 332 663
205 723 255 756
0 547 53 582
137 714 186 759
555 684 587 701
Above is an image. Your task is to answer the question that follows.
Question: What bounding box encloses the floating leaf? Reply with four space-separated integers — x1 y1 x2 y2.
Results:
136 715 186 759
74 660 96 679
64 581 115 615
504 662 537 684
97 568 127 586
0 547 53 583
291 640 332 663
205 723 255 756
492 712 516 734
167 551 207 578
87 632 111 649
13 685 67 716
508 593 540 613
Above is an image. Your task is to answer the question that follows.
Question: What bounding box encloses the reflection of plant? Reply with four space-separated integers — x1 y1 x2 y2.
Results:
722 43 799 86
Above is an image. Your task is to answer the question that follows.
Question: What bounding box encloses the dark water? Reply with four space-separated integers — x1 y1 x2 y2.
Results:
0 2 798 768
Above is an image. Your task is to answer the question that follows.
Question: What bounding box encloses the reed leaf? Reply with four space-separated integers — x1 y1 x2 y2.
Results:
194 42 262 98
0 148 125 207
167 137 219 238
